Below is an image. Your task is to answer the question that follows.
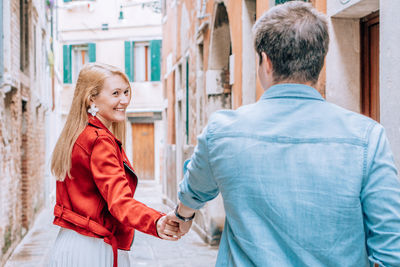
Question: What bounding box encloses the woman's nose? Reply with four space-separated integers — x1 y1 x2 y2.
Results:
120 94 130 105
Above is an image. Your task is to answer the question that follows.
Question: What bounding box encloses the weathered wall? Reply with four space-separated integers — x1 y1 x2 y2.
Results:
380 0 400 169
0 0 50 263
326 18 361 113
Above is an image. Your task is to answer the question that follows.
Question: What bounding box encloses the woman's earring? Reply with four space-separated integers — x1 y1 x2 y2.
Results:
88 103 99 116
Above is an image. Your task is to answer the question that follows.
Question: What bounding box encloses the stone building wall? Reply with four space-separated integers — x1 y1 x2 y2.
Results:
0 0 50 263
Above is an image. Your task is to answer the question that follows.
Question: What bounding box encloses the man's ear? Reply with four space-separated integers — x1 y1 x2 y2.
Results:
262 52 273 74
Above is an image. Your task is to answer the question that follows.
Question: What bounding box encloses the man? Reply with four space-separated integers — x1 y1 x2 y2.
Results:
164 1 400 266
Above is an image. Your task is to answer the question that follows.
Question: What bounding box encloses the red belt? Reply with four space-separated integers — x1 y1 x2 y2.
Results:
54 204 118 267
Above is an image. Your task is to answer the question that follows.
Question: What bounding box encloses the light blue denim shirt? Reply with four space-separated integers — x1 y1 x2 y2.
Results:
179 84 400 266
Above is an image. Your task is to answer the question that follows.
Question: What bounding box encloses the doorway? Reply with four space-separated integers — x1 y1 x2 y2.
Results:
361 11 379 122
131 123 155 180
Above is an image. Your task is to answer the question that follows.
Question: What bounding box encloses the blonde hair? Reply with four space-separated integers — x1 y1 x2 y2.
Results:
51 63 131 181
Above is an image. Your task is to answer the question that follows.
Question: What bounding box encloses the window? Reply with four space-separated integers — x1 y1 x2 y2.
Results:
63 43 96 84
124 40 161 82
72 45 89 82
134 43 151 82
20 0 29 72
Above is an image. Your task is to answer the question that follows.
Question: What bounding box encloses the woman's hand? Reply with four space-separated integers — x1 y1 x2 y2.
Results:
156 215 181 241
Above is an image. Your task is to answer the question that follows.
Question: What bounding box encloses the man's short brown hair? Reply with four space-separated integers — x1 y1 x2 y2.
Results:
253 1 329 84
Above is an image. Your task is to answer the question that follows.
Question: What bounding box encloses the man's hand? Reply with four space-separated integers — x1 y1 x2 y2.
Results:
156 215 181 241
166 211 193 236
165 203 196 236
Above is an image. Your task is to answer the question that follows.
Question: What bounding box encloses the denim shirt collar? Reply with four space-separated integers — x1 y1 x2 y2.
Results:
261 83 325 101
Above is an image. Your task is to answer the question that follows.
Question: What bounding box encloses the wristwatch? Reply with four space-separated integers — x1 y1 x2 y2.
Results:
174 205 195 222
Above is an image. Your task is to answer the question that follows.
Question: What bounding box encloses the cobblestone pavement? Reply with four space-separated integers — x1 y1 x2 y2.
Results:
4 182 218 267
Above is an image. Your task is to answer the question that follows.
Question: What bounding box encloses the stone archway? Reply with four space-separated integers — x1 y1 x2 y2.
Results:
206 2 232 118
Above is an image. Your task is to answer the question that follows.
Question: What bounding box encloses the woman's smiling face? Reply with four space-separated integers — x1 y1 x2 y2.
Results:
92 74 131 128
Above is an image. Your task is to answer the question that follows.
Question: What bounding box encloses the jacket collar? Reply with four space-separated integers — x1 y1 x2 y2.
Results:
260 83 325 102
88 115 122 146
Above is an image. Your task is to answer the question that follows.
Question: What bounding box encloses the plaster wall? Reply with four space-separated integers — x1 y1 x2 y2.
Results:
96 40 124 70
328 0 379 18
380 0 400 169
326 18 361 113
129 82 163 110
242 0 257 105
58 1 160 30
154 120 164 183
60 26 161 43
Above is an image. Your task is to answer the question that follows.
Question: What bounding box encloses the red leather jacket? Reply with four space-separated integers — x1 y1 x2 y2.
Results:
53 116 163 265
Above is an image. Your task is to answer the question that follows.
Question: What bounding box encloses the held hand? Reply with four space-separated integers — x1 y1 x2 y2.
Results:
166 211 193 236
156 215 181 241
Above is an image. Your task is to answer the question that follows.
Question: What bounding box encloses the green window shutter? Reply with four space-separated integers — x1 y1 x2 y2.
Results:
63 0 72 2
124 41 134 82
131 42 135 82
63 44 72 84
88 43 96 62
150 40 161 81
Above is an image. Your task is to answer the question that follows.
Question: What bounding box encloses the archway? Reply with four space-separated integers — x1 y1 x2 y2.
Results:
206 3 232 118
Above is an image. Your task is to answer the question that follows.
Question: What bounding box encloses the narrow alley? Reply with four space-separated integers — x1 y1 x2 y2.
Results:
2 0 400 266
4 182 218 267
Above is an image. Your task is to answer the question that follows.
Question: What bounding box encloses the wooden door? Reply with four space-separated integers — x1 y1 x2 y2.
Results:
131 123 155 180
361 12 379 122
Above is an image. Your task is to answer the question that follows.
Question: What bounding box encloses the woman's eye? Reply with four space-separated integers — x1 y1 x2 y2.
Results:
124 90 129 95
113 91 119 96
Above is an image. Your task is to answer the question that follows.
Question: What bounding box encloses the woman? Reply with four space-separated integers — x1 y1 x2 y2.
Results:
48 63 179 267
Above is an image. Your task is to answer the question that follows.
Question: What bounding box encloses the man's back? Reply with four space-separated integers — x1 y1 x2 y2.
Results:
179 84 400 266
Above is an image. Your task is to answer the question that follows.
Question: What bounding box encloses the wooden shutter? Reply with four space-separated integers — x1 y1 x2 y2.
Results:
150 40 161 81
124 41 134 82
88 43 96 62
63 44 72 84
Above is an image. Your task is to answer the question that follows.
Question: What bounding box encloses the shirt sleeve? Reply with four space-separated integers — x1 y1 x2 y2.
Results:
361 123 400 266
90 135 163 237
178 126 220 210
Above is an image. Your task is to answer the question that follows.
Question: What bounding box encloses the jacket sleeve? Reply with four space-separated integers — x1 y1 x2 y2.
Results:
361 124 400 266
90 135 163 238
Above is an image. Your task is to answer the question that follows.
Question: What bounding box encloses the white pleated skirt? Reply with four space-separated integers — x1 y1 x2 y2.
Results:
46 228 131 267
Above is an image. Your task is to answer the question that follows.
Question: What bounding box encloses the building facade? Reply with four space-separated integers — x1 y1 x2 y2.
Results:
162 0 400 246
325 0 400 169
0 0 57 263
58 0 164 182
